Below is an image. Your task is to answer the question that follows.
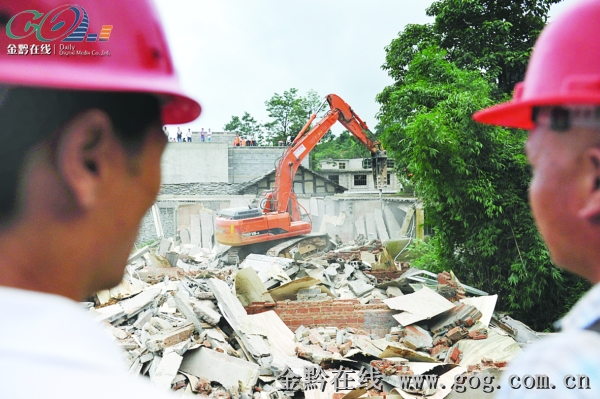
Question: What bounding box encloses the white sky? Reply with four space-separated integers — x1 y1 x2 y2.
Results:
155 0 578 134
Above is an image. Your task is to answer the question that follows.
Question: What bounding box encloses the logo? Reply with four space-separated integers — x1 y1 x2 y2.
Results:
6 5 112 43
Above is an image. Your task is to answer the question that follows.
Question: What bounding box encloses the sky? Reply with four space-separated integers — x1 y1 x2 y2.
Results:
155 0 579 135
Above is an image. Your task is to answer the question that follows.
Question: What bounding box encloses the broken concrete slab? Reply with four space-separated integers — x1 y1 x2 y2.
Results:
120 286 162 317
384 286 455 326
165 252 179 267
150 350 183 389
234 266 274 307
173 291 204 333
379 344 439 363
386 286 404 297
180 228 191 245
190 214 201 247
355 216 366 239
200 211 213 250
245 310 296 358
240 254 293 285
348 279 375 297
159 238 172 256
493 314 541 346
365 214 378 240
268 277 333 302
459 295 497 327
455 326 521 368
403 325 433 350
146 323 195 352
429 303 482 335
399 207 415 237
374 208 390 242
384 204 403 240
180 347 259 392
208 278 273 374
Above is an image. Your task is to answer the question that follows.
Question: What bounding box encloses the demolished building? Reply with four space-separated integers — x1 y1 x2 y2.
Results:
103 140 540 397
90 235 535 398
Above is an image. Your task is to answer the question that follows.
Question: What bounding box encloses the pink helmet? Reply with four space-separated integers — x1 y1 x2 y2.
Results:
473 0 600 129
0 0 200 124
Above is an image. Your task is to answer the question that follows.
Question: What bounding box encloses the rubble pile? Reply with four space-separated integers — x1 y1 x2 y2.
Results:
86 236 538 398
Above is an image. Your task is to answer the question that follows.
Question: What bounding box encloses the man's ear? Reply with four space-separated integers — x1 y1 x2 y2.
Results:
53 109 115 210
579 146 600 224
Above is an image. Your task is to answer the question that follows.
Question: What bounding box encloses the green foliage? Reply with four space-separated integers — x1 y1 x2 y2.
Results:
311 131 371 170
378 45 588 330
263 88 324 145
223 112 266 144
381 0 560 98
224 89 327 146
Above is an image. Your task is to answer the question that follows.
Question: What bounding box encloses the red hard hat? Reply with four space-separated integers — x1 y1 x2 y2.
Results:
0 0 200 124
473 0 600 129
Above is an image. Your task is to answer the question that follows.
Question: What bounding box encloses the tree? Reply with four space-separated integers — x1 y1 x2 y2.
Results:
428 0 561 96
377 44 589 331
263 88 325 145
223 112 266 144
379 0 560 99
311 131 371 170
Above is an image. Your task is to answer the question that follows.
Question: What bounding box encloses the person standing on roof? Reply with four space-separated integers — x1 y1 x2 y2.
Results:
168 127 177 142
186 128 192 143
473 0 600 396
233 133 241 146
207 128 212 142
0 1 200 398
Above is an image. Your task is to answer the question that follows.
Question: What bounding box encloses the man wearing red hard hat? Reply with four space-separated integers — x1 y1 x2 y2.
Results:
0 1 199 397
474 0 600 396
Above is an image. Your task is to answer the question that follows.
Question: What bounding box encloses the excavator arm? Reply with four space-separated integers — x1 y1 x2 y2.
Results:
269 93 387 216
216 93 387 249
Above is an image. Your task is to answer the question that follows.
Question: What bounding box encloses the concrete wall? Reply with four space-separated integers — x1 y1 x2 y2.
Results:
161 143 310 185
161 142 229 184
228 146 309 184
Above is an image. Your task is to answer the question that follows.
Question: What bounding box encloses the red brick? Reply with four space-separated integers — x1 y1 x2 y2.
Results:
431 344 449 357
296 308 308 314
447 347 461 364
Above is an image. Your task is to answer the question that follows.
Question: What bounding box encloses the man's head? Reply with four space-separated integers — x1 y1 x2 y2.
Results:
0 0 200 299
474 0 600 281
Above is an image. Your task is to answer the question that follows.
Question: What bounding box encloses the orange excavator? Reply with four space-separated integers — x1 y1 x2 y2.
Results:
215 94 387 259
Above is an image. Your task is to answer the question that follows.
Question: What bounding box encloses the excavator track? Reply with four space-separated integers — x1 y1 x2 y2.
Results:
266 233 332 259
225 233 334 264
